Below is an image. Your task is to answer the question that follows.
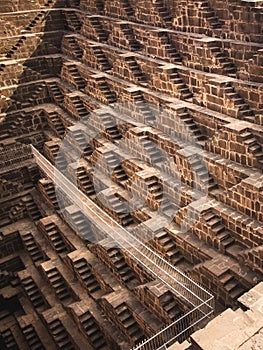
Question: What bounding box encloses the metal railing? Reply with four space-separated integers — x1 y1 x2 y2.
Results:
31 145 215 349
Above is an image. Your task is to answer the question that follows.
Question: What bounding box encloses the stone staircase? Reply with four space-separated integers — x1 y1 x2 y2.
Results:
67 64 86 90
62 35 83 60
118 23 141 51
47 111 66 138
104 152 129 186
209 45 236 76
96 77 117 104
153 0 173 27
88 17 108 42
39 220 70 255
20 232 46 263
177 109 206 144
151 230 184 265
43 266 75 302
199 0 222 30
202 211 235 252
139 137 164 165
67 94 89 119
47 81 64 105
47 318 75 350
222 83 255 120
101 298 145 344
219 270 247 300
78 311 108 349
123 55 147 84
38 178 59 210
97 191 134 226
98 113 122 140
188 156 219 195
120 0 134 18
27 83 47 106
65 11 82 31
0 328 18 349
159 291 184 321
63 206 95 242
157 33 182 63
239 129 263 169
72 258 102 294
19 274 47 310
92 46 111 71
95 245 140 286
18 324 45 350
166 68 193 99
6 35 27 59
25 10 46 31
76 167 96 198
22 195 43 221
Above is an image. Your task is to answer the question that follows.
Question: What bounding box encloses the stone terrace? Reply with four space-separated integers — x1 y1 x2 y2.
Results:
0 0 262 349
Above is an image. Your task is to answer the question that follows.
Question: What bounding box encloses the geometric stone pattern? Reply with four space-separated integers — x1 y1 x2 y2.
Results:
0 0 262 349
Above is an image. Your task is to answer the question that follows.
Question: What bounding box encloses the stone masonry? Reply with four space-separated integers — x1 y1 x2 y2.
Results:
0 0 262 349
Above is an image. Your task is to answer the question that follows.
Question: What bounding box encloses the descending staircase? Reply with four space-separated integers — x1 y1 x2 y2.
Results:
41 221 70 254
103 152 129 186
47 81 64 105
219 270 247 300
120 0 134 18
76 167 96 198
44 267 74 302
139 137 164 165
98 191 134 226
199 0 222 30
96 78 117 104
92 46 111 71
47 111 66 138
20 275 47 309
239 130 263 169
153 0 173 26
67 64 86 90
6 35 27 59
39 179 59 209
222 83 254 120
88 17 108 42
25 10 46 31
188 156 220 196
22 195 43 221
68 95 89 119
98 113 122 140
209 45 236 76
151 230 183 265
177 109 206 144
105 247 139 285
123 56 147 83
63 35 83 60
47 319 75 350
65 11 82 31
0 328 18 349
157 33 181 63
19 324 45 350
64 208 94 242
21 232 46 263
73 258 101 294
166 69 193 99
114 302 145 343
70 128 87 149
202 211 235 252
78 311 108 349
119 23 141 51
27 83 47 106
159 291 183 320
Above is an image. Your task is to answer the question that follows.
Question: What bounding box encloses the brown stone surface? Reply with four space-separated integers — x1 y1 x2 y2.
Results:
0 0 262 349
